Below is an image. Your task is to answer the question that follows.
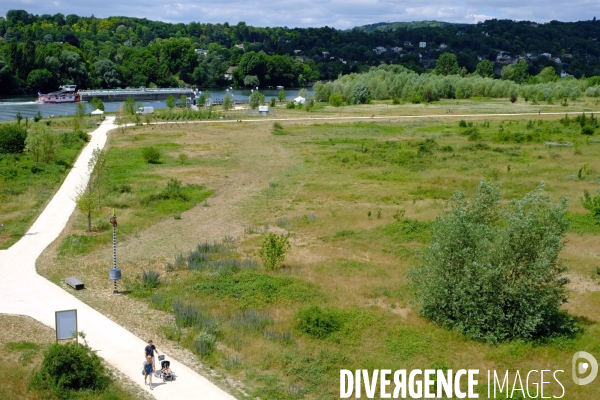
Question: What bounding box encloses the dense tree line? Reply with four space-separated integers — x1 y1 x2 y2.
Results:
0 9 600 95
314 64 600 104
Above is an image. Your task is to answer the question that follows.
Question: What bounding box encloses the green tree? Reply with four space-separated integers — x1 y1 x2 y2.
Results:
0 124 27 153
123 95 138 115
475 59 494 78
26 69 55 92
88 147 107 207
180 95 187 108
249 90 264 108
90 97 105 111
222 93 234 111
409 181 573 342
75 183 97 232
93 59 121 88
350 83 370 104
31 341 110 396
582 190 600 220
538 66 558 83
278 88 286 103
501 60 529 84
434 53 460 76
259 233 291 270
244 75 260 88
329 93 343 106
75 101 86 118
166 94 176 111
25 123 59 163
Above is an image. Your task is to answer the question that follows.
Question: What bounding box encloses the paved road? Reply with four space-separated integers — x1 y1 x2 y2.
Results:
0 117 236 399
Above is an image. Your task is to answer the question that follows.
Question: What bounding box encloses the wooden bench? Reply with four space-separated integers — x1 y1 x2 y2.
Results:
65 277 84 290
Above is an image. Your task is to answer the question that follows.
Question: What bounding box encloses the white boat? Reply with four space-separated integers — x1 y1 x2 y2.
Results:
37 85 81 104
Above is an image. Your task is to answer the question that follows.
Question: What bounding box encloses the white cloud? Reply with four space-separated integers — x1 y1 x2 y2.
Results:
1 0 599 27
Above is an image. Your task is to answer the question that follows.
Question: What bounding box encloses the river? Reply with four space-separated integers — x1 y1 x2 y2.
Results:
0 88 312 123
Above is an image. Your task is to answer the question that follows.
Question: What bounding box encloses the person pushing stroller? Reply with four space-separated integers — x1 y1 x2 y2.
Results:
144 339 160 374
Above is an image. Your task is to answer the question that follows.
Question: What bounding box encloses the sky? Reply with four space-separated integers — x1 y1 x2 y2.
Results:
1 0 599 28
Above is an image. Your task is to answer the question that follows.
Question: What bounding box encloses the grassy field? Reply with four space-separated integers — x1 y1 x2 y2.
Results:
0 315 150 400
32 99 600 399
0 116 99 248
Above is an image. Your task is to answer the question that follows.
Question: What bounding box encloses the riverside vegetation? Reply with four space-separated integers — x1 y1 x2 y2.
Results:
26 98 600 399
0 114 96 248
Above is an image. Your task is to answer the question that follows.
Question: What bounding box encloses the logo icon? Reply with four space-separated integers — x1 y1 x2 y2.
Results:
572 351 598 385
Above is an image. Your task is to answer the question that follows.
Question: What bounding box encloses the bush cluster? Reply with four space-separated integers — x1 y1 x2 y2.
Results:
410 181 575 342
0 124 28 154
30 342 110 398
295 306 343 339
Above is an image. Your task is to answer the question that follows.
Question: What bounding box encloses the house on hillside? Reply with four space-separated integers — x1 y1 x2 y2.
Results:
392 47 402 53
224 66 237 80
294 50 301 54
419 42 426 48
373 46 386 55
540 52 551 58
403 41 412 47
322 51 330 58
561 71 570 78
563 54 573 58
195 49 208 56
439 43 447 49
235 44 244 50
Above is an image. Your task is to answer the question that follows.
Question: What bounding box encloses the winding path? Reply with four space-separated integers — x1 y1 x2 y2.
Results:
0 117 236 399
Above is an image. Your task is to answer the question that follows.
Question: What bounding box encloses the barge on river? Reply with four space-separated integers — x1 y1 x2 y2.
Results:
37 85 81 103
78 87 194 102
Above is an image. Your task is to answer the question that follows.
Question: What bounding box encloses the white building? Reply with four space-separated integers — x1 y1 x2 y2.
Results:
419 42 426 48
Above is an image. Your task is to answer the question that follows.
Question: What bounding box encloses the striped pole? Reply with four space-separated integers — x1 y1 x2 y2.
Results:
113 224 118 293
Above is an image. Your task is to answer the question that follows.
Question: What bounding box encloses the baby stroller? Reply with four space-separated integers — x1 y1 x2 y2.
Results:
156 355 175 381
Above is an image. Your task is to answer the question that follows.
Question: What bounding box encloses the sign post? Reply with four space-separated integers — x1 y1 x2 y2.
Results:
55 309 78 342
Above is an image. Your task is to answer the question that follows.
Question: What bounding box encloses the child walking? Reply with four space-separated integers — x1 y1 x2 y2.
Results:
143 355 154 389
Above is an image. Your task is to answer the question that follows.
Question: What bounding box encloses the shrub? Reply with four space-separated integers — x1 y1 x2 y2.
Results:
458 120 467 128
582 189 600 220
295 306 342 339
259 233 291 270
0 124 27 154
329 93 343 107
141 146 161 163
581 125 595 135
510 93 518 103
350 82 371 104
178 153 189 164
409 181 575 343
467 128 481 141
286 101 295 109
30 342 110 398
142 270 160 289
194 332 216 357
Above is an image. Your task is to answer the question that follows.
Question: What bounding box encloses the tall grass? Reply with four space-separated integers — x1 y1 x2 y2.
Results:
173 240 258 273
229 309 273 334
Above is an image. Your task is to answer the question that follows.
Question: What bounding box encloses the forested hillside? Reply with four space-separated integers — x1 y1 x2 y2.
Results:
0 9 600 95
